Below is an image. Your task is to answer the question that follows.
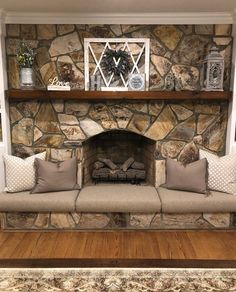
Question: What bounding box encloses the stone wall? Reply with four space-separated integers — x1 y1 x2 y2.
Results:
6 24 232 90
10 99 228 166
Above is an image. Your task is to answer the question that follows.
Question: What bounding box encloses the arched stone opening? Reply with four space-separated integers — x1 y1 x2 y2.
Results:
82 129 156 186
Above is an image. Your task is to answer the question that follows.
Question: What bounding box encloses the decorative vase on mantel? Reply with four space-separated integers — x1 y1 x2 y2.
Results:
20 67 35 89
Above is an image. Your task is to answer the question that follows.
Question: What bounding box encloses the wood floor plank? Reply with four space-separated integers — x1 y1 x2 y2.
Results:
0 231 236 261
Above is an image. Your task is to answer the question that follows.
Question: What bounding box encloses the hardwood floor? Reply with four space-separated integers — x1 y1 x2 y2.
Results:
0 230 236 267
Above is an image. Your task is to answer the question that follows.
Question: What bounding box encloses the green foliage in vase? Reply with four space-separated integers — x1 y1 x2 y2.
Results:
16 40 36 68
101 49 131 76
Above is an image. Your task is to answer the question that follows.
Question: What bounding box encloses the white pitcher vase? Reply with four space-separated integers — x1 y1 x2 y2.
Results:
20 68 34 88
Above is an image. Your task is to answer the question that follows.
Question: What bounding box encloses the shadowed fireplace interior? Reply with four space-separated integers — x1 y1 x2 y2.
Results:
82 130 156 186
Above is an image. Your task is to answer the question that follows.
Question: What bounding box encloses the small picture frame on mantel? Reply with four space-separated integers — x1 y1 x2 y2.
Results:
128 74 145 91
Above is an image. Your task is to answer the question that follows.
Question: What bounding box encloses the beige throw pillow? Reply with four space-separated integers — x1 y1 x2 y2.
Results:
32 157 78 193
166 157 208 194
3 152 46 192
199 149 236 194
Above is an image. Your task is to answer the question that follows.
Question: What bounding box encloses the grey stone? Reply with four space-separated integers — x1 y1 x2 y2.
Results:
178 141 199 165
151 55 172 76
65 102 90 116
195 25 213 35
197 114 216 134
8 57 20 89
35 47 51 68
7 213 37 228
21 24 36 39
89 104 118 129
110 105 133 128
161 141 186 158
203 213 230 228
129 213 156 228
172 65 199 90
7 24 20 37
17 101 40 118
52 100 64 113
168 116 196 141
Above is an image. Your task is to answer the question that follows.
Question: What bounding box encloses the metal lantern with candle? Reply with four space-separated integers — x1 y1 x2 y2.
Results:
201 46 224 91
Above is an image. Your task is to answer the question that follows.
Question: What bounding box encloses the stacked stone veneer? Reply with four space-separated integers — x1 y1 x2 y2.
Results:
1 212 234 230
6 24 232 90
10 100 228 172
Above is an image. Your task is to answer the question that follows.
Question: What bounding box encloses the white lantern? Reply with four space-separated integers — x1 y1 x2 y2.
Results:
201 46 224 91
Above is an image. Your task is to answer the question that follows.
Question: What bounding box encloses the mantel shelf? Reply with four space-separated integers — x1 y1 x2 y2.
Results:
6 89 232 101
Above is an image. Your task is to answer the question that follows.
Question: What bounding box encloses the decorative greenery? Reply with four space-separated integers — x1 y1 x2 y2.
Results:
101 49 131 76
16 40 36 68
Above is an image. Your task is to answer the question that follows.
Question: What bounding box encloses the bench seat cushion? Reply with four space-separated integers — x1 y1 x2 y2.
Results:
76 184 161 212
0 190 79 212
158 187 236 213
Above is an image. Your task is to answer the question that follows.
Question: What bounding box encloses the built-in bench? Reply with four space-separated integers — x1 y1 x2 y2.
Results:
0 184 235 230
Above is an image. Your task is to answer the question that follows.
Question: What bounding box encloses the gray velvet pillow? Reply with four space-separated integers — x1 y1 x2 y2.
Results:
31 157 78 193
166 157 208 194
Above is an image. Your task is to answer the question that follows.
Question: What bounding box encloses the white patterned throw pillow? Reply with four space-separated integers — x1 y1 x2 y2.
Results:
199 149 236 194
3 152 46 192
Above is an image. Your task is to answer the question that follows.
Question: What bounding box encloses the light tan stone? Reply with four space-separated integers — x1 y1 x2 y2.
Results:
12 118 34 146
7 24 20 37
7 213 36 228
197 114 216 134
57 24 75 35
195 104 220 114
110 105 133 128
110 25 122 36
149 63 165 91
215 24 231 36
71 212 81 225
195 25 213 35
34 127 43 142
122 102 148 113
155 160 166 187
65 102 90 116
149 101 164 116
128 113 150 134
35 102 60 133
17 101 40 118
34 134 64 148
49 32 82 57
153 25 183 50
8 57 20 89
80 118 104 137
213 37 232 46
89 104 117 129
21 24 36 39
51 213 75 228
50 148 73 161
170 104 193 121
162 213 206 228
52 100 64 113
145 106 177 140
203 213 230 228
34 213 50 228
151 55 172 76
129 213 156 228
37 24 56 40
161 141 186 158
172 65 199 90
58 114 79 125
168 116 196 141
40 62 58 85
10 107 23 124
61 125 86 140
78 213 110 228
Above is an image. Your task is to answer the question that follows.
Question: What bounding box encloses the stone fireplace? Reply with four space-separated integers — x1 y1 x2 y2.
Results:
82 130 156 185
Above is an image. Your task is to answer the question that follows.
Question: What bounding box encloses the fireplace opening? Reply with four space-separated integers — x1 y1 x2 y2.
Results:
82 130 156 186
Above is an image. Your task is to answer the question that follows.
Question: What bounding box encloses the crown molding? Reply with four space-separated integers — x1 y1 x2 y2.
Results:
4 11 235 24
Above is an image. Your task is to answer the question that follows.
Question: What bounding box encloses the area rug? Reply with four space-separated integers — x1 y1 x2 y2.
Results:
0 268 236 291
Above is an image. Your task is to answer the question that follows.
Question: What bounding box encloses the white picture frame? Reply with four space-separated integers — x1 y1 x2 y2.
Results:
84 38 150 91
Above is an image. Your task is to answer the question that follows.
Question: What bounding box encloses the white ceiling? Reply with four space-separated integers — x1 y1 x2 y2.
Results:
0 0 236 13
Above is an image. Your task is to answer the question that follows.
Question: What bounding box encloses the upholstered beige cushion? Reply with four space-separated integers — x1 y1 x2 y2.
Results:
199 149 236 195
3 152 46 192
166 157 208 193
0 190 79 212
32 157 78 193
158 187 236 213
76 184 161 212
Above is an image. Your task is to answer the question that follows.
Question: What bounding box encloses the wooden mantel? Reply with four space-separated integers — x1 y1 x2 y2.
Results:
6 89 232 101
